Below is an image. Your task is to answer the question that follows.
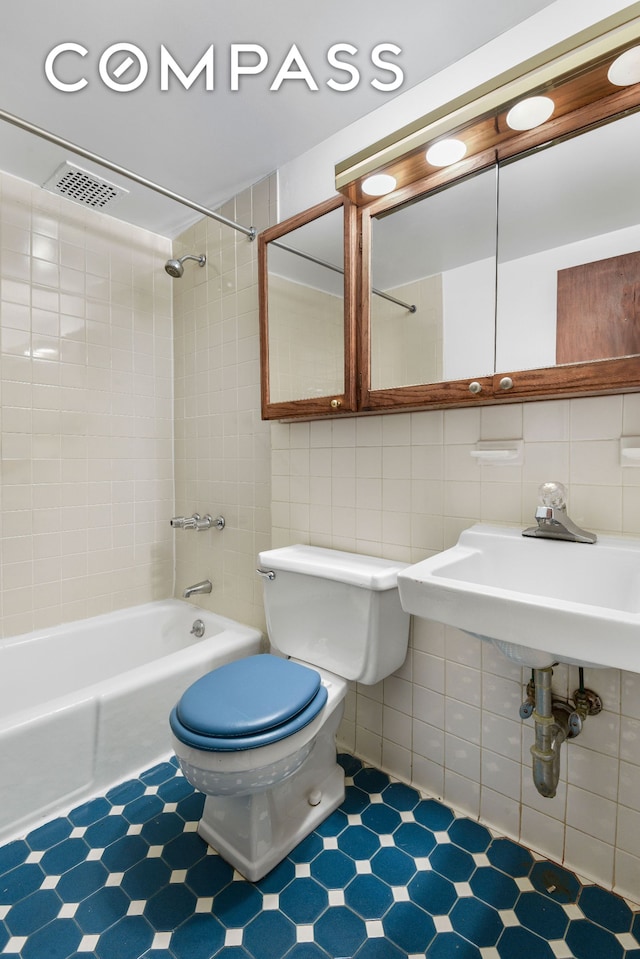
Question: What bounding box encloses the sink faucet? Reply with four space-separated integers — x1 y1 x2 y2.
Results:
523 482 597 544
183 579 213 598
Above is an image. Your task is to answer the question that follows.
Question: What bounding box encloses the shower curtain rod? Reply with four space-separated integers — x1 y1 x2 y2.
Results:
272 239 416 313
0 106 414 310
0 107 257 240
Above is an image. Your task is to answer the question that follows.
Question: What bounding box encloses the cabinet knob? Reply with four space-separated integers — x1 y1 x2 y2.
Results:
330 398 342 409
468 381 482 395
499 376 514 391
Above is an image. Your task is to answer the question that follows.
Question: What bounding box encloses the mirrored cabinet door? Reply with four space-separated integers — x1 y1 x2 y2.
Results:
361 167 498 410
493 108 640 399
259 196 356 419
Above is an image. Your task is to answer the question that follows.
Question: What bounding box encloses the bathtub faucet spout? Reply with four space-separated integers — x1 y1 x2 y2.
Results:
183 580 212 599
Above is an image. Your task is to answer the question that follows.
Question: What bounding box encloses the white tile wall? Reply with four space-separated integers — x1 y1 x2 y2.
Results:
0 171 174 635
172 176 276 631
272 393 640 903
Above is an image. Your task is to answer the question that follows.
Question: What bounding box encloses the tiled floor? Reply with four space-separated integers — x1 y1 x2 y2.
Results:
1 754 639 959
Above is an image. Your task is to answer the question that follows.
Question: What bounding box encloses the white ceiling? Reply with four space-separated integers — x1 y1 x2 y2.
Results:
0 0 556 238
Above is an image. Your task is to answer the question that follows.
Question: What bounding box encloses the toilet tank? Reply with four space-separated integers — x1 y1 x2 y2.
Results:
257 545 410 685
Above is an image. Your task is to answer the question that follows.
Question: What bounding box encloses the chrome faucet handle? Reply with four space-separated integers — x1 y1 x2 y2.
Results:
171 513 225 531
194 514 226 531
193 514 211 531
539 481 567 510
170 515 196 529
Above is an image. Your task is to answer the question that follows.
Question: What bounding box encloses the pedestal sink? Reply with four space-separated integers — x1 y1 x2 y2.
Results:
397 523 640 671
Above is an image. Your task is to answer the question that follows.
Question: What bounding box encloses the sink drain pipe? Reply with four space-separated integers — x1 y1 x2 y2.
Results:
529 667 569 799
520 666 603 799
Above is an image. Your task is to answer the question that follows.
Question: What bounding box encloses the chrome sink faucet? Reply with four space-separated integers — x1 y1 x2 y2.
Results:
523 482 597 544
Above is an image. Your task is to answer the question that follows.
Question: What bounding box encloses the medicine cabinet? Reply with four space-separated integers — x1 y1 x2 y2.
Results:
258 7 640 420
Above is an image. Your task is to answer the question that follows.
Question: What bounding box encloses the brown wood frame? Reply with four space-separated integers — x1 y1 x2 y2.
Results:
258 195 357 420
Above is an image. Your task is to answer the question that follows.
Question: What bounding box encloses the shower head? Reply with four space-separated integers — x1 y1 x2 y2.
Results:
164 253 206 278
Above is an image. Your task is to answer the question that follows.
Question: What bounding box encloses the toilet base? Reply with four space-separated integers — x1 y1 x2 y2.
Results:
195 723 345 881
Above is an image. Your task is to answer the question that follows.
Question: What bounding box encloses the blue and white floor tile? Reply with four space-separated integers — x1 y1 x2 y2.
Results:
1 754 638 959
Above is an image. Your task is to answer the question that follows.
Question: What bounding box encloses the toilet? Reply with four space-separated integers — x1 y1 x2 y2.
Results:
170 544 410 881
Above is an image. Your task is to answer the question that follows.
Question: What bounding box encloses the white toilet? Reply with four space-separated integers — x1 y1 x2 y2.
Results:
170 544 410 881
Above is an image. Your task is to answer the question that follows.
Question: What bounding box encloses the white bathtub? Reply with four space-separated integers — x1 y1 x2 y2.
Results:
0 600 263 843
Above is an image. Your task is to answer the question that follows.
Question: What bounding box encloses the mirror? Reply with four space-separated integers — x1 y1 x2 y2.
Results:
362 107 640 411
259 196 356 418
267 206 345 403
369 169 498 390
496 110 640 373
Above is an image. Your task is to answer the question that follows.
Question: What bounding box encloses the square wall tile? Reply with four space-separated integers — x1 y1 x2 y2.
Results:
0 170 173 636
173 176 275 631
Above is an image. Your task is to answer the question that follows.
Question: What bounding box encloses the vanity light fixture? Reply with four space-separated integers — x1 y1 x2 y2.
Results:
336 5 640 205
425 138 467 167
505 95 555 130
361 173 397 196
607 44 640 85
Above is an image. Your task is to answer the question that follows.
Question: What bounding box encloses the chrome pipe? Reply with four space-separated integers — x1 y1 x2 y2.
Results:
530 667 568 799
0 108 256 240
271 239 416 313
371 288 417 313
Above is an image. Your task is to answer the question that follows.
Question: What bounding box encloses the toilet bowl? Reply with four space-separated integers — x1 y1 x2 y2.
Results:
171 656 347 881
170 545 410 881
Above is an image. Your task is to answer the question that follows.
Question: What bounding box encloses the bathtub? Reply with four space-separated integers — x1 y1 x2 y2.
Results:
0 600 263 843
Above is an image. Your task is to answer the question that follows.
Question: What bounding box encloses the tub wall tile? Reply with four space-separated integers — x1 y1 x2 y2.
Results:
172 177 275 632
0 171 173 636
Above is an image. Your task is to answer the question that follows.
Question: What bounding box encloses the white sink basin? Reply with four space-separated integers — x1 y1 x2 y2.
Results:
397 524 640 670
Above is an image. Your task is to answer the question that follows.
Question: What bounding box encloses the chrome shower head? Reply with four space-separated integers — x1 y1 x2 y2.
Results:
164 253 206 278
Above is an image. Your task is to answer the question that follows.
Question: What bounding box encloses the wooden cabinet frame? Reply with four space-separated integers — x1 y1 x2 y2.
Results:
258 195 357 420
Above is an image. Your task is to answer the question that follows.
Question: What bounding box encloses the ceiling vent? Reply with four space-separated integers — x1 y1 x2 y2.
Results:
42 162 129 211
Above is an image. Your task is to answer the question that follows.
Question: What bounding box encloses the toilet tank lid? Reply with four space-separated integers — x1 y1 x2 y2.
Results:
258 545 408 590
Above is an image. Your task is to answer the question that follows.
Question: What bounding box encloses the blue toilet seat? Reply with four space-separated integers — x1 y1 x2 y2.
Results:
170 654 328 751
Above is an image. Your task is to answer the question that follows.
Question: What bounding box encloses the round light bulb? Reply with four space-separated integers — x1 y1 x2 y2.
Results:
607 45 640 86
506 95 555 131
425 138 467 167
361 173 397 196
